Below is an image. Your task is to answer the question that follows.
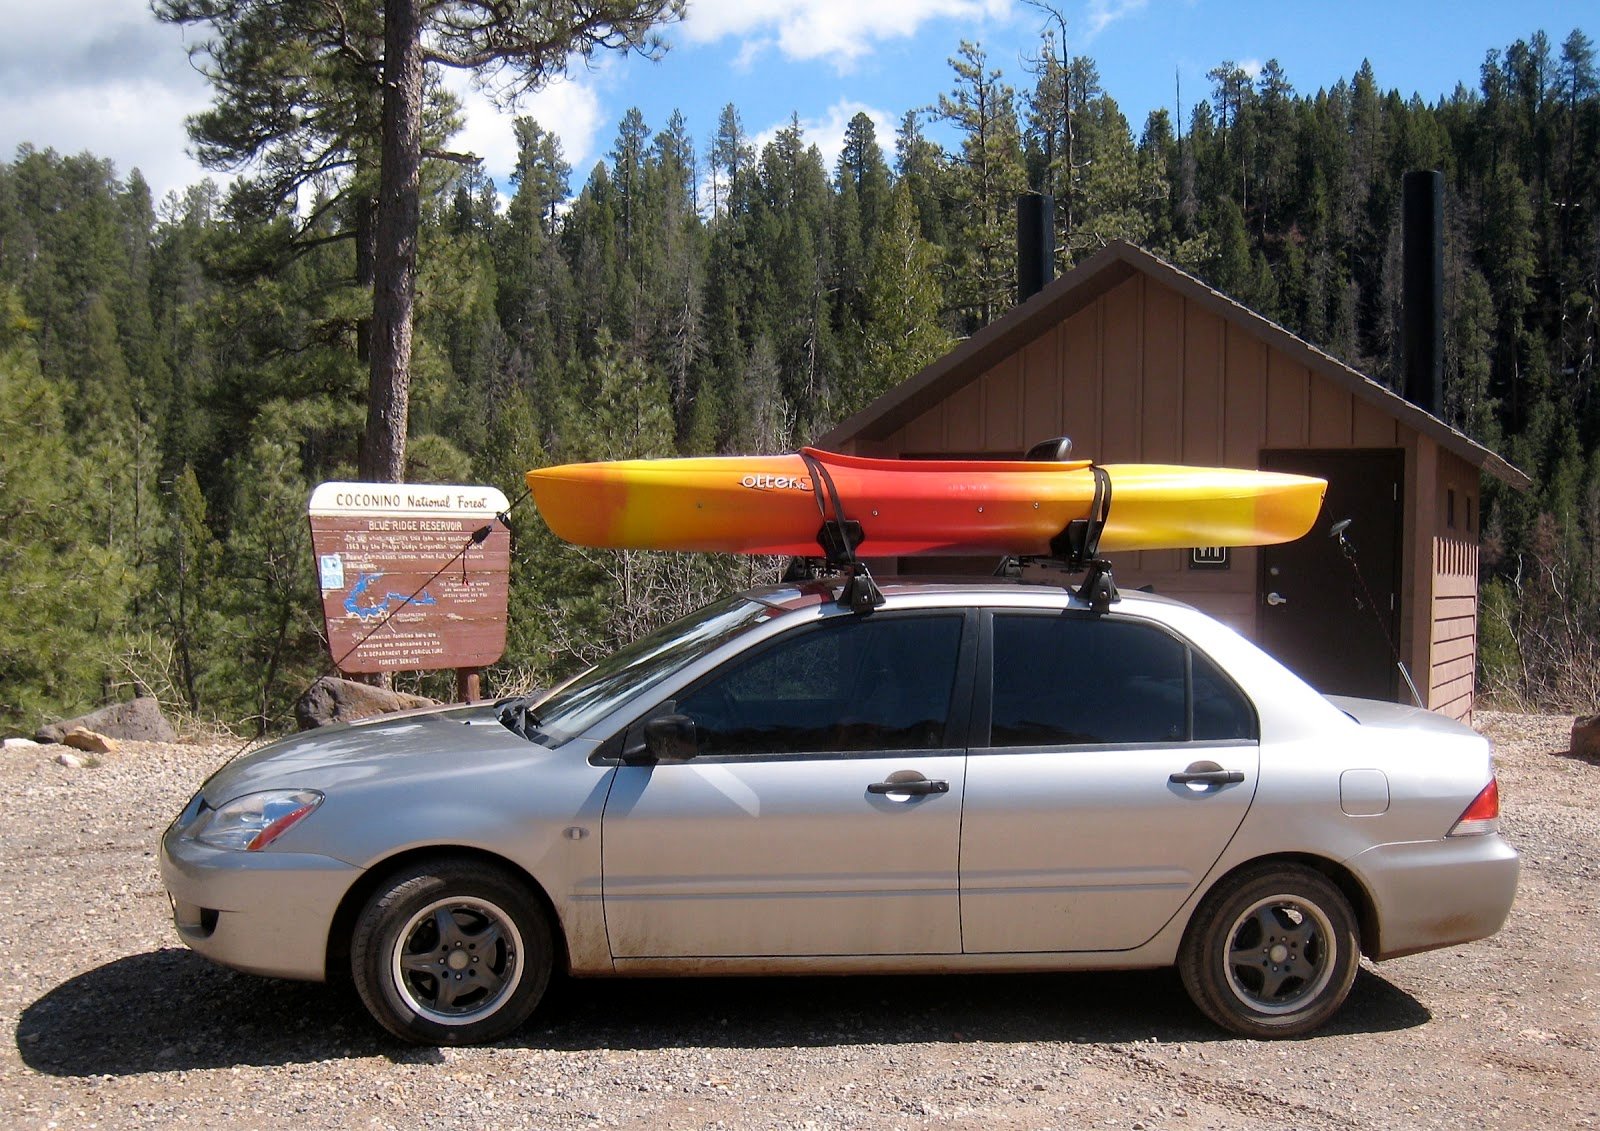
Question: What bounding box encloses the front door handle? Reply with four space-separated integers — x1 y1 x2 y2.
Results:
1170 766 1246 786
1266 591 1288 606
868 778 950 796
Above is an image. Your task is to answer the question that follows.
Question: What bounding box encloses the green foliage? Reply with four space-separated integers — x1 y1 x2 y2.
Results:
4 22 1600 722
0 287 132 731
213 405 325 734
857 183 952 417
938 41 1029 329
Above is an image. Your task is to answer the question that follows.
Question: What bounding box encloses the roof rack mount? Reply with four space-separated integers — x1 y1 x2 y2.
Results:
789 440 1117 614
798 450 885 613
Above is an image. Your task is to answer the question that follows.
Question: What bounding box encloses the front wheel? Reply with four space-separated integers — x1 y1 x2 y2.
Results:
351 859 553 1045
1179 863 1360 1038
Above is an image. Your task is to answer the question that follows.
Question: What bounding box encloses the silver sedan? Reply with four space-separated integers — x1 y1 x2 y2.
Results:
161 578 1518 1044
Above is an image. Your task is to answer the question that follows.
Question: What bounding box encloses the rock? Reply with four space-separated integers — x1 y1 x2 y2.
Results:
35 697 176 744
2 737 42 751
54 751 86 768
1572 714 1600 759
62 727 118 755
295 677 439 730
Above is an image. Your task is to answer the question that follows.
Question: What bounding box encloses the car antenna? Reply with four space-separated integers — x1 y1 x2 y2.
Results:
1329 518 1423 706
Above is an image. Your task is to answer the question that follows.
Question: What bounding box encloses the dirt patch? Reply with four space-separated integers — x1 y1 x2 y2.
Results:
1 712 1594 1129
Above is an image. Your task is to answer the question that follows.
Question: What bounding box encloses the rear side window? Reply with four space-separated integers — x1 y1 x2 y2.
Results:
989 614 1256 746
1192 649 1256 741
677 615 964 756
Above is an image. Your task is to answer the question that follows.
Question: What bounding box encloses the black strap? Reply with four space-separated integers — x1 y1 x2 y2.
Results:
1085 464 1113 557
799 450 865 566
1047 463 1113 569
796 449 883 612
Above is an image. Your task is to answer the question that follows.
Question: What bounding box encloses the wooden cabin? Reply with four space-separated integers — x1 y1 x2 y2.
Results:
817 240 1528 720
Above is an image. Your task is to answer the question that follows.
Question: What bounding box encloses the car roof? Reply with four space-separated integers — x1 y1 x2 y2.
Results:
743 574 1194 617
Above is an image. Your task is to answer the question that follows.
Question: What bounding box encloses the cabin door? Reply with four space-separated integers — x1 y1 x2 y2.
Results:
1259 449 1404 702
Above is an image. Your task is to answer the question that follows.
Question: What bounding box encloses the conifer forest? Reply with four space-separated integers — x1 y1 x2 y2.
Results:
1 20 1597 733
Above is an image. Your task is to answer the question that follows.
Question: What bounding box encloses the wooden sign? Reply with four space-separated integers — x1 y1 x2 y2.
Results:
307 483 511 674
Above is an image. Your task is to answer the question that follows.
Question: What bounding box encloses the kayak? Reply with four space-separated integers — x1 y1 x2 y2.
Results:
525 448 1326 558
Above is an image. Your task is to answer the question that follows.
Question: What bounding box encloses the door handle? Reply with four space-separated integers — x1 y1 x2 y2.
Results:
1169 768 1246 785
1266 591 1288 606
868 778 950 796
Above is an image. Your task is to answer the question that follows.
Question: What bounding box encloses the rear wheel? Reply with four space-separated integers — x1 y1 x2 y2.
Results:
1179 863 1359 1038
351 859 553 1045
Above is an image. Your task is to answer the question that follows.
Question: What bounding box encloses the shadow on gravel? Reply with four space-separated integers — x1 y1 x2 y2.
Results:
17 949 427 1076
18 950 1428 1075
520 965 1429 1052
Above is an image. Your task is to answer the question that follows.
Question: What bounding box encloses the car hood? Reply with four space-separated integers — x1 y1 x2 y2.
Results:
1323 695 1478 737
199 703 550 804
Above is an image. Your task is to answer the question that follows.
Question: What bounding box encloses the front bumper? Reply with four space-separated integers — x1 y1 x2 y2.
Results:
160 823 362 981
1347 833 1520 960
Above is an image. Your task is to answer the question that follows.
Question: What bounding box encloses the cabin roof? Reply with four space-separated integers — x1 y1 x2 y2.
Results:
816 239 1530 490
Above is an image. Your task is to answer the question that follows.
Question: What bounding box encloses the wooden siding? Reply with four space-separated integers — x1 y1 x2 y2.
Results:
1428 450 1481 719
879 273 1478 704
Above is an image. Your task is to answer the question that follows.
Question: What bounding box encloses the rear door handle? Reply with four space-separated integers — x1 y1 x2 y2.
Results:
868 779 950 796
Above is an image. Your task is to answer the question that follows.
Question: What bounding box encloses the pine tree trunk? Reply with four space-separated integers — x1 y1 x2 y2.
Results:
355 186 375 367
364 0 423 484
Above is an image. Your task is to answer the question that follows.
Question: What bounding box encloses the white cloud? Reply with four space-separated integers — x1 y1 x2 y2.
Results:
0 1 216 200
682 0 1014 68
1 77 215 203
752 100 896 170
1 0 612 204
442 69 608 189
1082 0 1150 43
5 0 181 93
1239 58 1264 80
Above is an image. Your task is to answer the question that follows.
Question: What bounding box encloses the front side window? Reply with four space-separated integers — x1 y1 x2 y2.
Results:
989 613 1255 746
521 596 780 745
676 615 964 756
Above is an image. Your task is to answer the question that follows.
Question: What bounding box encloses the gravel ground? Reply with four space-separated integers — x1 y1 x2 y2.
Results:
1 710 1595 1130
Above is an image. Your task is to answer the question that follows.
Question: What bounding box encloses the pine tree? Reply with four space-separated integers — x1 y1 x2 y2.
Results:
708 103 754 217
894 111 950 247
154 465 224 712
857 183 952 419
157 0 685 483
938 41 1029 329
0 287 131 729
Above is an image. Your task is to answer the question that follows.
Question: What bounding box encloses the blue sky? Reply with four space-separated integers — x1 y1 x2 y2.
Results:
1 1 1594 206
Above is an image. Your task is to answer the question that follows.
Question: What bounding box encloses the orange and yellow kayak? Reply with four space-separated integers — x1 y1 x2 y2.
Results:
526 448 1326 557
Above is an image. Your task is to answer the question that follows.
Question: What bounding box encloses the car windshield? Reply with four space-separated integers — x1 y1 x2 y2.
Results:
503 595 781 746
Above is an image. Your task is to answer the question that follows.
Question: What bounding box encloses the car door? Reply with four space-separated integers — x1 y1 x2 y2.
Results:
601 609 975 958
960 610 1260 953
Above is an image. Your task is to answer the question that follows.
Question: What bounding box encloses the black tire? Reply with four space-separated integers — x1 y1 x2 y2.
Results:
351 859 553 1045
1179 863 1360 1039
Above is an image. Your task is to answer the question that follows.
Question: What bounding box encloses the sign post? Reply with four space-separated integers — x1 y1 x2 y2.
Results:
307 484 511 692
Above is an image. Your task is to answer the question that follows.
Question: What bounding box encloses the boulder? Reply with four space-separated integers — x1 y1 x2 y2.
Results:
1572 714 1600 759
62 727 118 755
296 677 439 730
2 737 43 752
35 697 176 745
55 751 86 769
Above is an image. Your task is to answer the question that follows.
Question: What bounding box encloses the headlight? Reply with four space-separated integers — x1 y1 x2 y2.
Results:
193 790 324 851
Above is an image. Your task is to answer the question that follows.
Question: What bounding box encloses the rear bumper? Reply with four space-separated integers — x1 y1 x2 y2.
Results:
160 825 361 981
1347 834 1520 960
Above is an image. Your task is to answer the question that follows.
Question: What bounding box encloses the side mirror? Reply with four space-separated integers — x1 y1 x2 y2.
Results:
642 714 698 761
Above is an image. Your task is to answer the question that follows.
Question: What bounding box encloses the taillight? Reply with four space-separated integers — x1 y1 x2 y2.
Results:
1448 778 1500 836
